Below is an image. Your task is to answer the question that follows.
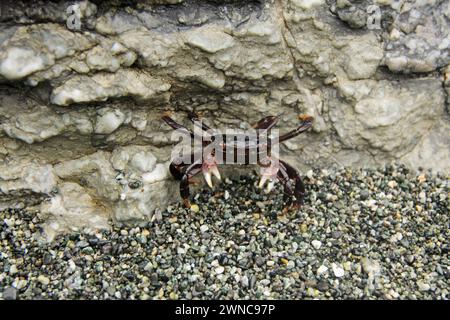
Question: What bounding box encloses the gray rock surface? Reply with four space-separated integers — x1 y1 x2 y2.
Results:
0 0 448 236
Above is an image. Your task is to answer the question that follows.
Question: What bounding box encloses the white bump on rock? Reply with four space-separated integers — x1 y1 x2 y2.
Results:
51 70 171 106
0 47 49 80
185 28 235 53
130 151 157 173
291 0 325 10
142 164 168 184
94 108 125 134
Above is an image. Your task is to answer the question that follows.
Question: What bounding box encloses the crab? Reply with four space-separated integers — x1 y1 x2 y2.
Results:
162 111 314 211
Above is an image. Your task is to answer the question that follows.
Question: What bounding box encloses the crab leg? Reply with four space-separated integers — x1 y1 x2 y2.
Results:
180 160 203 208
187 111 213 132
169 151 204 180
252 115 279 131
162 115 201 140
277 163 295 206
279 160 306 206
170 160 186 180
274 115 314 144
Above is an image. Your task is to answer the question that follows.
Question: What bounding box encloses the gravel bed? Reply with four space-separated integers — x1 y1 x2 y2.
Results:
0 164 449 300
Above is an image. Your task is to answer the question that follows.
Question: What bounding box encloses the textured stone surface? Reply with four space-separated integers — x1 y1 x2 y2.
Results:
0 0 448 236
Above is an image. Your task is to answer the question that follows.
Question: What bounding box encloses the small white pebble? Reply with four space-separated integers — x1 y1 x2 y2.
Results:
387 180 397 188
215 266 225 274
417 281 430 291
37 275 50 286
200 225 209 233
311 240 322 250
9 265 18 275
332 263 345 278
317 265 328 276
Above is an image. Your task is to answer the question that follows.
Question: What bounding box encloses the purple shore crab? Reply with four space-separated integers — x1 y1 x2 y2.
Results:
162 111 314 211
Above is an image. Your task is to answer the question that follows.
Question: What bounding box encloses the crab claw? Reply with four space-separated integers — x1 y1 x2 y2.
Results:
265 180 276 193
202 164 221 189
258 158 279 192
258 177 276 193
204 170 213 188
211 165 221 181
258 175 269 189
202 153 221 189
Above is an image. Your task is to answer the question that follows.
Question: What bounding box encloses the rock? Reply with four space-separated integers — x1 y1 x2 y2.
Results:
317 265 328 276
215 266 225 274
0 0 448 238
317 280 329 292
311 240 322 250
361 258 381 276
184 27 236 53
331 263 345 278
2 287 17 300
37 275 50 286
9 264 18 275
360 190 370 200
286 261 295 269
94 108 126 135
51 69 171 106
417 281 431 292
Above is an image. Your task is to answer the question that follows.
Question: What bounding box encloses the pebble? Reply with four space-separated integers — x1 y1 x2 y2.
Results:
267 261 275 267
37 275 50 286
9 265 18 275
241 275 249 288
215 266 225 274
417 281 431 292
2 287 17 300
317 265 328 276
190 204 200 213
387 180 397 188
331 263 345 278
311 240 322 250
360 190 370 200
286 261 295 269
317 281 329 292
361 258 381 276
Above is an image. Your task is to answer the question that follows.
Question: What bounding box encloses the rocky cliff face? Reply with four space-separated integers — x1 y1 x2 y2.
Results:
0 0 448 237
